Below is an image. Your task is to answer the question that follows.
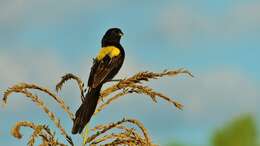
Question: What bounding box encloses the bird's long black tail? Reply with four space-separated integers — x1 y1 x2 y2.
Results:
72 85 102 134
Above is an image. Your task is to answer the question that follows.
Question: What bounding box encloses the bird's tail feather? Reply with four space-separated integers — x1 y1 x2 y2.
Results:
72 86 102 134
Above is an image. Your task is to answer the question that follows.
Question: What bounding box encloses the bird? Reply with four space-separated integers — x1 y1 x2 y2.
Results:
72 28 125 134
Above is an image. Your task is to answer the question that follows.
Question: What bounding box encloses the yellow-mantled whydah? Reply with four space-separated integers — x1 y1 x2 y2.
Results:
72 28 125 134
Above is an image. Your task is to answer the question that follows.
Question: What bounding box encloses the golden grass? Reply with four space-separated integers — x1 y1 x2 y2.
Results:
2 68 192 146
56 73 86 101
86 118 153 145
2 85 74 145
3 83 74 120
11 121 66 146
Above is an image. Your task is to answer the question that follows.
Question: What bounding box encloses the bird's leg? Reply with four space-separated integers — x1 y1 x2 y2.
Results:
107 78 126 89
107 79 122 82
116 80 123 89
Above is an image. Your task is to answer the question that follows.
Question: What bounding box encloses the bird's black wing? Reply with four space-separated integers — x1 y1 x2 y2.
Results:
88 54 123 89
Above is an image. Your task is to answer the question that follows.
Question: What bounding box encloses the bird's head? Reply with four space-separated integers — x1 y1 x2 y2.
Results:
102 28 124 46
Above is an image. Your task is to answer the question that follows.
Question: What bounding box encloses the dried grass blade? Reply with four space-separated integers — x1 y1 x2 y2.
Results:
4 89 73 146
3 83 74 120
56 73 85 101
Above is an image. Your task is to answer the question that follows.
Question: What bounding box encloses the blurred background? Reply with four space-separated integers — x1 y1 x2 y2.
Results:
0 0 259 145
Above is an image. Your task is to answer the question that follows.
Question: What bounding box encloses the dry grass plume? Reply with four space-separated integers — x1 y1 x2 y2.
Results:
2 68 192 146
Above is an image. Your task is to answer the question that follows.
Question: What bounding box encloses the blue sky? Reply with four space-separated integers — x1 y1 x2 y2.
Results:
0 0 260 145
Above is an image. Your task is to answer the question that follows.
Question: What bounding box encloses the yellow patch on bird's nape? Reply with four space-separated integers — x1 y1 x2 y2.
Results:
96 46 120 60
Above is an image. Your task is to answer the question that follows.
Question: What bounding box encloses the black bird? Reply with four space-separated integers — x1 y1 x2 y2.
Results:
72 28 125 134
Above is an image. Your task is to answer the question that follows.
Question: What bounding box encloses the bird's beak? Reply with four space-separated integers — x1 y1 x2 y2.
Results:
119 32 124 37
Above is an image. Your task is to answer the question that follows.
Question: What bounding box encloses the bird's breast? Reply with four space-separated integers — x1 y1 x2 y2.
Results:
96 46 120 60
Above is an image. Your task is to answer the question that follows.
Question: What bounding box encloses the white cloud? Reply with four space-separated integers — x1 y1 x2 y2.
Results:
0 49 69 110
0 0 115 28
0 0 25 25
0 0 120 47
0 0 110 43
159 68 260 124
159 1 260 42
0 50 65 85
